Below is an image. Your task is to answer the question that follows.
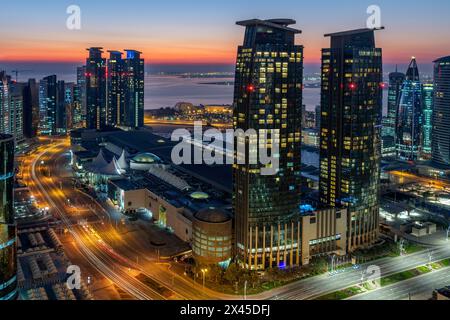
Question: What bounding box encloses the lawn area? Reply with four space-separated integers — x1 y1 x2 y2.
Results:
381 270 418 286
317 287 363 301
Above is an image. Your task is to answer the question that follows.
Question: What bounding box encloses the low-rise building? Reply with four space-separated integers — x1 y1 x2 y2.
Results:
300 206 348 265
192 208 233 266
411 222 437 238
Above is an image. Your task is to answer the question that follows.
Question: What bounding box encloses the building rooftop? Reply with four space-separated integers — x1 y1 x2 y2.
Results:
324 27 384 38
194 208 231 224
236 18 301 33
434 56 450 63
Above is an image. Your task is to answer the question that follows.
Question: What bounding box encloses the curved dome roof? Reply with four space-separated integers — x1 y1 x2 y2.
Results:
190 191 210 200
131 153 161 164
195 208 231 224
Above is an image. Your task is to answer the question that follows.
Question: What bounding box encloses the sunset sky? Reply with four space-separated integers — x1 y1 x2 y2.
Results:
1 0 450 66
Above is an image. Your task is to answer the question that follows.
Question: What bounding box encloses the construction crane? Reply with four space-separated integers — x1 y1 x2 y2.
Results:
11 70 32 82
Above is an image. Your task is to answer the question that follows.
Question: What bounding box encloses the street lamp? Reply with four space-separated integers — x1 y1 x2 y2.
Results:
244 280 248 300
201 268 208 288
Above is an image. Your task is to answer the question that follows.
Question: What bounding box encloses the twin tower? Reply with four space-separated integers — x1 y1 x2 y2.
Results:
232 19 383 270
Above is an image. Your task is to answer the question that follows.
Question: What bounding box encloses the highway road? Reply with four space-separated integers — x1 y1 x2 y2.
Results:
24 138 174 300
349 267 450 300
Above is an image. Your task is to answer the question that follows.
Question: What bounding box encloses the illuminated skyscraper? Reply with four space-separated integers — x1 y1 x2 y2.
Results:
85 48 107 130
0 134 17 300
56 80 67 134
0 73 9 137
76 66 87 125
384 69 405 138
39 75 57 135
233 19 303 270
123 50 145 128
396 58 422 161
422 83 434 159
432 56 450 166
107 51 126 127
319 28 383 252
22 79 40 138
0 72 24 142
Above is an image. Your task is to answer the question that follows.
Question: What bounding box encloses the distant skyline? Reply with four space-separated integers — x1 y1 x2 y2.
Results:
1 0 450 66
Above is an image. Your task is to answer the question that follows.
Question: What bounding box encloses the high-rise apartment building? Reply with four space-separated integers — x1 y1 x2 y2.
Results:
422 83 434 159
85 48 107 130
39 75 57 135
233 19 303 270
123 50 145 128
107 51 126 127
319 28 383 252
22 79 40 138
432 56 450 166
0 134 17 300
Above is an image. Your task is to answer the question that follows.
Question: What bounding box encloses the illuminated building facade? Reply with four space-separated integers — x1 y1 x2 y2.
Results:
382 69 405 157
319 28 383 252
39 75 57 135
123 50 145 128
422 83 434 159
0 72 24 142
86 47 107 130
396 58 422 161
233 19 303 270
9 85 24 142
22 79 40 138
0 134 17 300
432 56 450 166
56 80 67 134
107 51 126 127
76 66 87 126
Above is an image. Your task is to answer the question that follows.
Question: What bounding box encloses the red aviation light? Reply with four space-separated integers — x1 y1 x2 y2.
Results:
380 82 387 89
349 83 357 90
247 84 256 93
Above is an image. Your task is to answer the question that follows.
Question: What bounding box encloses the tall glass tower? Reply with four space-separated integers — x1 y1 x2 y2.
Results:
123 50 145 128
0 134 17 300
432 56 450 166
422 83 434 159
383 69 405 140
107 51 126 127
233 19 303 270
85 47 107 130
38 75 57 136
396 58 422 161
319 28 383 252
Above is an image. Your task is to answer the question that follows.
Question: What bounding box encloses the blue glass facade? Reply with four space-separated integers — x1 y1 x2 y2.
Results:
396 58 422 161
0 134 17 300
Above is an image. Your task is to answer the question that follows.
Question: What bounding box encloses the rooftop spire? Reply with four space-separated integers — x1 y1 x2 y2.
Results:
406 57 420 81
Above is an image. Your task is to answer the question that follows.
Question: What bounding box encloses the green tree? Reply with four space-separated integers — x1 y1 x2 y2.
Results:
224 263 241 284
